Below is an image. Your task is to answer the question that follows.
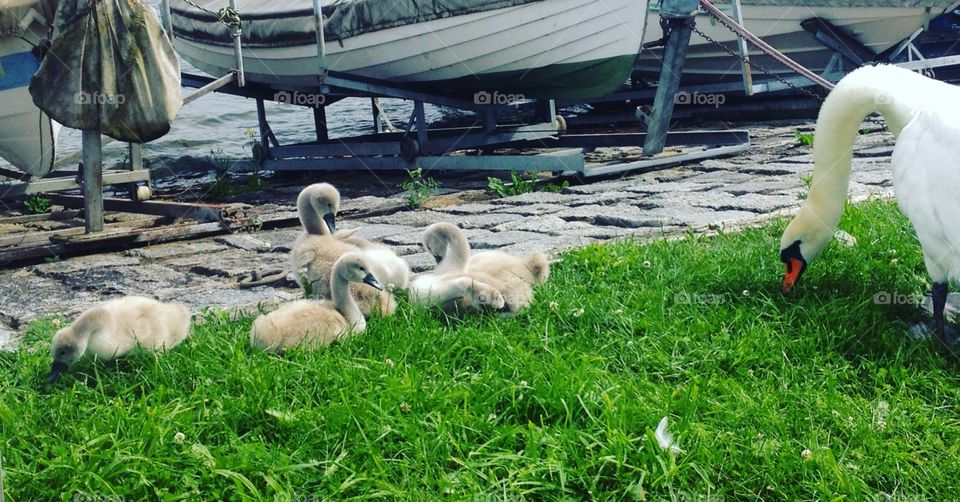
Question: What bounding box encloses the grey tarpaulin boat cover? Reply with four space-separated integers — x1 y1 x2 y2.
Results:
170 0 543 48
0 0 57 36
29 0 182 143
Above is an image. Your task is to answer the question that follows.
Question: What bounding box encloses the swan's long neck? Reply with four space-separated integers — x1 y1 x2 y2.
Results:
438 230 471 273
331 272 365 331
790 66 922 256
298 197 329 235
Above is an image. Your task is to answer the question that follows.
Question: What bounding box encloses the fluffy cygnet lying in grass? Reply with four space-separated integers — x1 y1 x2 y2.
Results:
48 296 191 383
251 253 383 352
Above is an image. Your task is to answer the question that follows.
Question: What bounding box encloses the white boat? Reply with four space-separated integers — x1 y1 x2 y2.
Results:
635 0 960 85
0 0 59 177
168 0 647 100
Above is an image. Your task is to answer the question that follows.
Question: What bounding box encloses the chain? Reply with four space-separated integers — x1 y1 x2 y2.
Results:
691 23 825 103
180 0 241 28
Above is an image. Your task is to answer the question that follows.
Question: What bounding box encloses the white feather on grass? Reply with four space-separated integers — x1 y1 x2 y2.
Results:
655 416 683 454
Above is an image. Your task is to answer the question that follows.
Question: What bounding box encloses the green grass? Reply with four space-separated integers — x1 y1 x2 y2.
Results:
3 199 960 500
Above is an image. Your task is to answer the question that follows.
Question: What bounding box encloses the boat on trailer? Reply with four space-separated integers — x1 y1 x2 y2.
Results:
168 0 647 100
635 0 960 86
0 0 59 178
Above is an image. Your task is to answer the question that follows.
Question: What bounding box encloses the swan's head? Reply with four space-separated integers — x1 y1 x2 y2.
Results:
47 310 104 383
335 253 384 291
297 183 340 234
779 210 834 293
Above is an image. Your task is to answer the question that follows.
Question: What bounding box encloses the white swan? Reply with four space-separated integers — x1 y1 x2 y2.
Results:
251 253 383 352
289 183 399 315
415 222 549 314
48 296 192 382
780 64 960 342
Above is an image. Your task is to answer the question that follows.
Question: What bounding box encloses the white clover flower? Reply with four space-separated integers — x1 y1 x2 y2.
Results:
549 301 559 311
801 449 813 460
571 308 585 318
173 432 186 444
642 260 652 268
384 358 395 368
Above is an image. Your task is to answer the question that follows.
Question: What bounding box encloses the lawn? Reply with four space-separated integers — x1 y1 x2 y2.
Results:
2 199 959 500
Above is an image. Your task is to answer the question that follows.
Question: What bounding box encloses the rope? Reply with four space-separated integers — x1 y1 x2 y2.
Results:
691 24 826 103
698 0 834 93
180 0 241 28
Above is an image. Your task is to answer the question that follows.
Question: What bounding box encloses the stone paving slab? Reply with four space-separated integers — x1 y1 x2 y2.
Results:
0 271 100 327
626 181 723 194
126 241 230 261
491 203 567 216
567 191 639 207
215 235 274 252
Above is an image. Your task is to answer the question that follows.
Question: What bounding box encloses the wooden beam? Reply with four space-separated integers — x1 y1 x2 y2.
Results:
48 195 242 224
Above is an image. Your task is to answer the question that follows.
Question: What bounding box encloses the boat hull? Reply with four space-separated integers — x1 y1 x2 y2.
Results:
635 4 953 85
0 37 58 177
170 0 647 99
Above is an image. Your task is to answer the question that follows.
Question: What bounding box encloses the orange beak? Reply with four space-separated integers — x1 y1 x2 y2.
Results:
782 258 804 294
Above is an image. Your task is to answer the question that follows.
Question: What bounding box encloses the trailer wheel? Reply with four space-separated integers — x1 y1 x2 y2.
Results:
132 184 152 202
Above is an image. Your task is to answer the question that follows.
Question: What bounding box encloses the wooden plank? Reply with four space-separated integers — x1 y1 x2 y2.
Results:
0 216 163 249
0 170 150 198
0 210 82 225
0 217 251 266
49 195 234 223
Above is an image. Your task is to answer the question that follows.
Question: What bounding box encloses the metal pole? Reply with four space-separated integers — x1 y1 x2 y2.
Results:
372 98 383 133
228 0 245 87
414 101 427 147
81 130 104 233
314 106 329 142
312 0 328 84
256 98 270 152
160 0 173 41
731 0 753 95
643 15 695 156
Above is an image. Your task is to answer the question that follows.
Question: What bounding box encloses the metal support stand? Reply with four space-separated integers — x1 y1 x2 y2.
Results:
643 5 696 157
80 130 104 233
313 106 329 142
730 0 753 95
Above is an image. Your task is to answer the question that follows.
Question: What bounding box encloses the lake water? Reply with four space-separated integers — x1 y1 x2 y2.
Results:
3 1 455 171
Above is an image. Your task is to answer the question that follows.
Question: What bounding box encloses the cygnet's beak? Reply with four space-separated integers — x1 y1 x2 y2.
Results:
432 254 444 264
47 361 69 384
323 213 337 234
363 274 384 291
